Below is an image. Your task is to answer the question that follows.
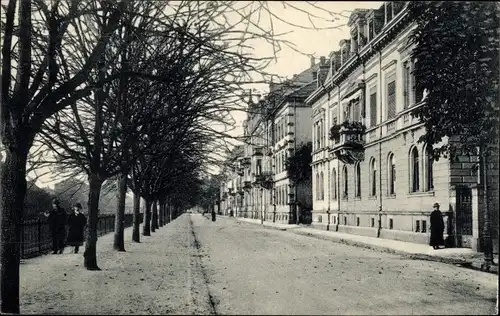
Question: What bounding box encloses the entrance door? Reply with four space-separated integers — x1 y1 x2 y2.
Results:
456 187 473 248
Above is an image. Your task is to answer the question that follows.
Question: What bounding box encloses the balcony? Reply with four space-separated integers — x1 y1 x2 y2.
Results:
241 157 251 167
236 167 244 176
329 121 366 164
243 181 252 190
252 147 263 156
253 171 274 190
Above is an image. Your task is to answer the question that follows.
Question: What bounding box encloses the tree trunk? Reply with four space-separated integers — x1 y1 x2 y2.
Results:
159 201 164 227
113 172 127 251
480 146 494 267
142 200 151 236
132 192 140 242
151 200 158 231
84 174 103 270
0 148 28 314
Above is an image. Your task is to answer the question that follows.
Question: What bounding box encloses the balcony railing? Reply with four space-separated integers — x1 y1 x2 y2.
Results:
329 121 366 164
241 157 251 166
252 147 263 156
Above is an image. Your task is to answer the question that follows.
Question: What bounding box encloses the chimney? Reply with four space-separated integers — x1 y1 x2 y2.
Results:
310 56 315 67
320 56 326 65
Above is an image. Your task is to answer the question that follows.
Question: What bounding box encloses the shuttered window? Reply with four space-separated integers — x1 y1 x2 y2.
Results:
387 80 396 119
369 87 377 127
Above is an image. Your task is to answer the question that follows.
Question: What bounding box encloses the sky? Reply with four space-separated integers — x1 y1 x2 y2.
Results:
228 1 384 138
6 1 384 189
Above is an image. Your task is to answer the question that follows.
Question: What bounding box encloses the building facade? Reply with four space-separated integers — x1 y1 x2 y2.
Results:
307 2 498 252
228 63 318 224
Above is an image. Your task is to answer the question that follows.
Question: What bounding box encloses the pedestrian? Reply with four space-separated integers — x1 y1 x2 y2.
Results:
42 198 67 254
66 203 87 254
430 202 445 250
211 208 216 222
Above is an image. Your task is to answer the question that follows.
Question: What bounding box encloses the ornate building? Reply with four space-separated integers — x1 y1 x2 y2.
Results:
307 2 498 251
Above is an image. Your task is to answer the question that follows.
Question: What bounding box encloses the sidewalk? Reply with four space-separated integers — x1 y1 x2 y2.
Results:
19 215 214 315
234 217 499 274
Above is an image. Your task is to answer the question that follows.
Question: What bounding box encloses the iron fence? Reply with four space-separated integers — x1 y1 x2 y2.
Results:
20 213 143 259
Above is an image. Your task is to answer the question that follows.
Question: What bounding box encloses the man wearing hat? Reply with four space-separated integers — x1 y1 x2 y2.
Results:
43 198 68 254
430 202 445 249
66 203 87 254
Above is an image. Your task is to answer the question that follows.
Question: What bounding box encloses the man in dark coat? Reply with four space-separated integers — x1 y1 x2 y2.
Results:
430 202 445 250
44 199 67 254
66 203 87 254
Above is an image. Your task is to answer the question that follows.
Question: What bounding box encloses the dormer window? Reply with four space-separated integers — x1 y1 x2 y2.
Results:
385 2 394 24
367 18 374 41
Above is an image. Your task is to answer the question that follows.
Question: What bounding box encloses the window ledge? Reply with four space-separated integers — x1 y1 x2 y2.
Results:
368 196 377 200
408 191 435 197
354 197 361 201
386 194 396 199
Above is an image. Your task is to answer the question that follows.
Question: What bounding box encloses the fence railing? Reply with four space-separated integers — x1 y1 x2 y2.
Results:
21 213 143 259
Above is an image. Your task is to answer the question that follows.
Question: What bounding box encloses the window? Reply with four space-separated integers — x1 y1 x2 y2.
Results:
256 159 262 175
387 79 396 119
388 153 396 195
343 166 348 198
356 217 360 226
331 168 337 200
403 61 411 109
315 123 320 149
367 18 374 41
410 147 420 192
370 158 377 196
413 60 424 103
371 217 375 227
369 87 377 127
389 218 394 230
415 220 420 232
385 2 393 24
425 147 434 191
352 100 361 122
422 220 427 233
315 172 320 200
344 216 347 225
320 171 324 200
355 163 361 198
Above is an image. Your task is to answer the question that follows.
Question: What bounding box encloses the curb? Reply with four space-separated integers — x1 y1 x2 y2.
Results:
235 218 498 275
235 219 291 231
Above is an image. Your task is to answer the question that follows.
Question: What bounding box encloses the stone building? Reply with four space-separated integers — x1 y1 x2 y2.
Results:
219 145 244 216
307 2 498 252
234 63 318 223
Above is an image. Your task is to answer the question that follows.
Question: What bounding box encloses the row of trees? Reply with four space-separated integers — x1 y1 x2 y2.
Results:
1 0 349 313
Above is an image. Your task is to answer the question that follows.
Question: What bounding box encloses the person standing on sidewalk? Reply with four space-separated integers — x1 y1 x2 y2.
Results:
430 202 445 250
43 199 68 254
66 203 87 254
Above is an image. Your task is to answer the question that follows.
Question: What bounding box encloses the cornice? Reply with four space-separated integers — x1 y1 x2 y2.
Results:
310 8 412 105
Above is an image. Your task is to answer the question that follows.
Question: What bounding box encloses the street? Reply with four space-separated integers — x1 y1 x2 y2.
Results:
20 214 497 315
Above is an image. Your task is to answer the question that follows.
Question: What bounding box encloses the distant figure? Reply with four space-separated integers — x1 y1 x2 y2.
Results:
430 202 445 250
66 203 87 254
211 209 216 222
43 199 67 254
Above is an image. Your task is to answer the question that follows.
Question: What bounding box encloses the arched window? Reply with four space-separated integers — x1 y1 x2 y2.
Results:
355 163 361 198
331 168 337 200
425 147 434 191
370 158 377 196
320 171 325 200
315 172 320 200
388 153 396 195
410 147 420 192
343 166 348 198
